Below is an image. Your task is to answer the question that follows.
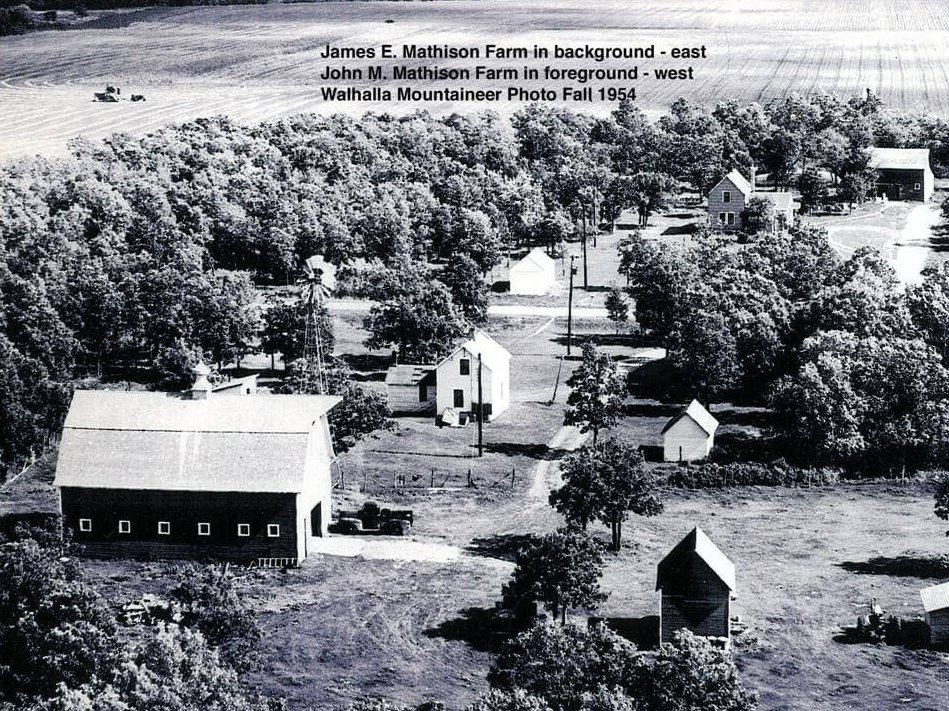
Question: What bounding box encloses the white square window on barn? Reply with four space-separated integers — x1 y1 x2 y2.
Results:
118 520 131 534
723 190 731 203
915 182 922 190
198 522 210 536
79 518 92 532
237 523 250 537
158 521 170 535
267 524 280 538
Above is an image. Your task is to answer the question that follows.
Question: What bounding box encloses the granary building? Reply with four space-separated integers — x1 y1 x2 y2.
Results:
656 526 736 646
707 168 797 232
385 364 436 415
54 369 339 566
435 329 511 424
868 147 934 202
920 581 949 646
509 248 557 295
662 399 719 462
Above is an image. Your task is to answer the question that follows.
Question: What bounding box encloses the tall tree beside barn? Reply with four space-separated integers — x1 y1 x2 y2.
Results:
564 343 625 445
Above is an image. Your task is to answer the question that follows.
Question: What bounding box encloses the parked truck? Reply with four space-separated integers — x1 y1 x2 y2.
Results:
331 501 413 536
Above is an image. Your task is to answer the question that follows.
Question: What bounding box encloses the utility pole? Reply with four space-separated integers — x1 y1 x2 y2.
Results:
477 353 484 457
581 207 589 290
567 255 577 356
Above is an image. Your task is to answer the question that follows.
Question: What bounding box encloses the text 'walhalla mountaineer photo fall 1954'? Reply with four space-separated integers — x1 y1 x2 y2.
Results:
4 1 949 710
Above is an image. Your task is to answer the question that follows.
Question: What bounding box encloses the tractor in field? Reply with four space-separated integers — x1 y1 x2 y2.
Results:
331 501 413 536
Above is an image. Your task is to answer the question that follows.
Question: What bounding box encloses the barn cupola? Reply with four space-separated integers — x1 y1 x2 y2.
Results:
189 361 213 400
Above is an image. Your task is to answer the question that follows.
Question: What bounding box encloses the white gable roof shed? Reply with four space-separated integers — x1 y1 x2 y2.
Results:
662 399 719 462
509 248 556 295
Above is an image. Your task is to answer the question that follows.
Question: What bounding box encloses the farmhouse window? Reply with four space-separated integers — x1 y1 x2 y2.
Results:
118 520 131 534
79 518 92 532
725 212 736 226
722 190 731 203
453 389 465 408
267 524 280 538
198 522 210 536
237 523 250 537
158 521 170 535
460 358 470 375
718 212 727 225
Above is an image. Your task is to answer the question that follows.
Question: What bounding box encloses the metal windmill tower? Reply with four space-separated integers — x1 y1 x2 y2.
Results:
300 255 334 395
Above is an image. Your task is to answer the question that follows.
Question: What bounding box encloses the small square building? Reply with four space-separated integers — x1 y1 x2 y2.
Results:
920 582 949 646
656 526 736 646
385 364 436 415
868 147 934 202
509 248 556 295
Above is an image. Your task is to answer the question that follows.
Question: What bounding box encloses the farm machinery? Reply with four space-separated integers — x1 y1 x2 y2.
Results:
94 85 146 103
330 501 413 536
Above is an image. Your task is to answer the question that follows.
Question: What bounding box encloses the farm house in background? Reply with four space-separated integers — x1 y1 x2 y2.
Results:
707 168 797 232
662 400 719 462
435 330 511 424
656 526 736 647
509 248 556 295
385 364 436 415
868 147 934 201
54 366 340 566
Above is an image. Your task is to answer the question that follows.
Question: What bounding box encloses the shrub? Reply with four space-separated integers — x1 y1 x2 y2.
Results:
663 461 839 488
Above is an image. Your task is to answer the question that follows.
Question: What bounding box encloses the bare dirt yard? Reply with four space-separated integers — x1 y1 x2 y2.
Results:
6 0 949 159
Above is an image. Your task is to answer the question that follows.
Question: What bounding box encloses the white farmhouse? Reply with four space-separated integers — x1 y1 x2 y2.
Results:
509 248 556 295
662 399 719 462
435 330 511 423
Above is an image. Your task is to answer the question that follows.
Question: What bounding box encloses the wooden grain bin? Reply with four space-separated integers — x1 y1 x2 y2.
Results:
656 526 735 646
920 582 949 646
662 400 719 462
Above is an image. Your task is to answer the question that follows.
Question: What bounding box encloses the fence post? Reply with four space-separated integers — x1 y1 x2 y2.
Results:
431 468 436 488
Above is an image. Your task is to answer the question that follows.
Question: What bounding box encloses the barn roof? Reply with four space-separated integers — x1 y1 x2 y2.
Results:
511 248 555 272
656 526 736 591
920 582 949 612
54 390 340 493
713 170 753 197
661 400 719 437
385 364 435 386
868 147 932 171
439 330 510 372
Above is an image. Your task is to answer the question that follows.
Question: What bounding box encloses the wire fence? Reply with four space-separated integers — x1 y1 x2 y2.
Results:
334 465 520 494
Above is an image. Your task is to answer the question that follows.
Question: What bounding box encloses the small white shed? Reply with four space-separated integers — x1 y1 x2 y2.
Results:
509 248 556 295
662 400 719 462
920 582 949 646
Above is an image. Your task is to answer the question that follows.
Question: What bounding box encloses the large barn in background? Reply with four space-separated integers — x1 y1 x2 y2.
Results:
868 147 934 201
54 373 339 567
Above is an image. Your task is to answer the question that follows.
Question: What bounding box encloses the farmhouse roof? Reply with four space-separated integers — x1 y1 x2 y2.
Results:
54 390 340 493
661 399 719 437
868 147 932 171
757 191 797 211
715 170 753 197
385 364 435 386
920 582 949 612
511 248 555 272
656 526 736 592
439 330 510 372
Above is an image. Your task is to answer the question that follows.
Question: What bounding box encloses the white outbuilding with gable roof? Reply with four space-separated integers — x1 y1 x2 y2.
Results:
435 330 510 423
662 399 719 462
509 248 556 295
920 581 949 645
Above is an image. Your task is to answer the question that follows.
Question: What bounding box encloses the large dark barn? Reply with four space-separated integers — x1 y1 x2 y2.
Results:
54 384 339 566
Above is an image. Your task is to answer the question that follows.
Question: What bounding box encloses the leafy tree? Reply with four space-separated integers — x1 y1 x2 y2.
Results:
364 273 470 364
740 196 774 236
907 262 949 363
796 166 828 213
468 689 552 711
551 440 662 550
488 622 638 711
564 343 625 445
170 565 262 673
636 630 758 711
668 309 740 404
935 473 949 532
260 295 334 368
440 255 489 325
501 530 607 624
605 288 629 333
